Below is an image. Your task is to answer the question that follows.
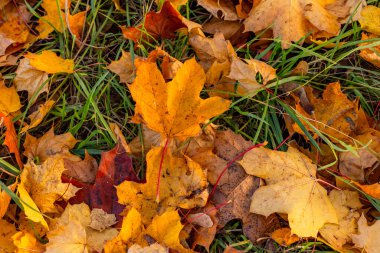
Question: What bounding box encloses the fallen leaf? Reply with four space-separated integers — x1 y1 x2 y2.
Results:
67 144 140 217
339 128 380 183
359 33 380 68
359 5 380 35
12 231 45 253
271 228 300 246
188 213 213 228
20 158 79 213
117 147 208 224
129 57 230 141
0 182 16 218
121 1 188 43
14 58 49 101
18 183 49 230
0 80 21 115
68 11 87 46
107 51 139 83
239 146 338 237
351 214 380 253
293 82 359 143
23 127 78 163
0 54 18 67
191 204 219 251
128 243 168 253
89 208 117 231
326 0 366 23
197 0 239 20
109 123 132 153
0 219 17 253
25 50 74 74
203 18 243 40
37 0 68 38
244 0 340 48
1 114 23 168
21 100 55 133
354 182 380 200
63 151 98 184
145 210 190 252
319 190 362 251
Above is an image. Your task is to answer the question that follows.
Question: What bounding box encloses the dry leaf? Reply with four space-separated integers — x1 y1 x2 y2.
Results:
23 127 78 163
128 243 168 253
271 228 300 246
0 219 17 253
0 182 16 218
14 58 49 101
0 81 21 115
12 231 45 253
117 147 208 224
359 33 380 68
359 5 380 35
63 151 98 184
191 204 219 251
68 11 87 46
326 0 366 23
203 18 243 40
21 100 55 133
223 246 244 253
107 51 139 83
354 182 380 200
20 158 79 213
244 0 340 48
197 0 239 20
25 51 74 74
293 82 359 143
351 214 380 253
1 114 23 168
319 190 362 251
339 129 380 183
129 57 230 140
37 0 68 38
89 208 117 231
110 123 132 153
239 147 338 237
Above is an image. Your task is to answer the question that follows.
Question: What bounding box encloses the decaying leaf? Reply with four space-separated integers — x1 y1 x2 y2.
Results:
244 0 341 48
21 100 55 133
23 127 78 163
319 190 362 251
117 147 208 224
20 158 79 213
25 51 74 74
339 128 380 183
271 228 300 246
14 58 49 101
359 5 380 35
107 51 139 83
239 146 338 237
129 57 230 140
351 214 380 253
293 82 359 143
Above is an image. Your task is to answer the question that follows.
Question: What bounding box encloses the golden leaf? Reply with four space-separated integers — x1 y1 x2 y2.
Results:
0 219 17 253
351 214 380 253
359 5 380 35
25 51 74 74
12 231 45 253
0 80 21 116
21 100 55 133
239 146 338 237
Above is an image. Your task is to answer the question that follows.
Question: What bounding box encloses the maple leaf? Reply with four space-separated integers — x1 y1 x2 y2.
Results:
197 0 239 20
244 0 341 48
67 11 87 46
37 0 69 39
271 228 300 246
46 203 118 253
326 0 366 24
351 214 380 253
0 80 21 116
293 82 359 143
359 33 380 68
129 57 230 140
354 182 380 200
107 51 140 84
239 146 338 237
66 143 139 217
359 5 380 35
120 1 190 43
0 182 16 218
25 51 74 74
319 190 362 252
128 243 168 253
21 100 55 133
23 127 78 163
20 158 79 213
203 18 243 40
117 146 208 224
14 58 49 102
1 114 23 168
63 151 98 184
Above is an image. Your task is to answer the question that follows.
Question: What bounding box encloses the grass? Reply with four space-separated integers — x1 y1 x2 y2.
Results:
1 0 380 252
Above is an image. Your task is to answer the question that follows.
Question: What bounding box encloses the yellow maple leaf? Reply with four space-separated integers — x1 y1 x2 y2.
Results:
18 183 49 230
244 0 341 48
0 182 16 219
117 146 208 224
12 231 45 253
359 33 380 68
239 146 338 237
25 51 74 74
20 158 79 213
0 219 17 252
37 0 69 39
359 5 380 36
129 57 230 140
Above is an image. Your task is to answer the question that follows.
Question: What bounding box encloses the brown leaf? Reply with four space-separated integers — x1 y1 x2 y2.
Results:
223 246 244 253
107 51 139 84
351 214 380 253
21 100 55 133
191 204 219 251
203 18 243 40
197 0 239 20
1 114 23 168
271 228 300 246
63 151 98 184
14 58 49 101
326 0 366 23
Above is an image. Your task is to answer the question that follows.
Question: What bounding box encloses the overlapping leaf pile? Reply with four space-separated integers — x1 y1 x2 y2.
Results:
1 0 380 252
